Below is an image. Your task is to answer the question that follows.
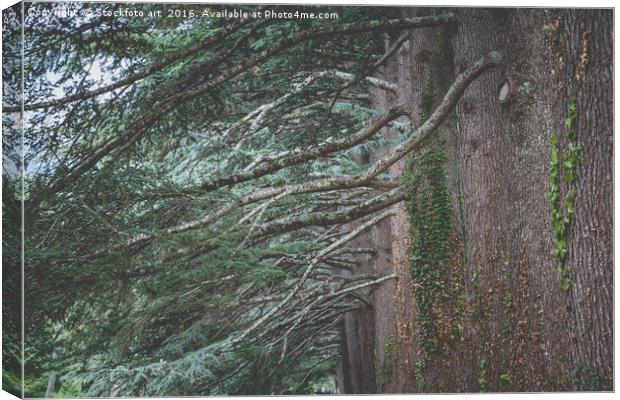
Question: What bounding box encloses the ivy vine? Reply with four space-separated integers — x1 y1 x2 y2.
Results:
404 141 452 389
549 94 582 292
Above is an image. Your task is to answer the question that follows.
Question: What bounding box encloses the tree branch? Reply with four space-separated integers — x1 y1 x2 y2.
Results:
229 209 395 346
253 188 405 239
237 51 503 205
195 102 408 193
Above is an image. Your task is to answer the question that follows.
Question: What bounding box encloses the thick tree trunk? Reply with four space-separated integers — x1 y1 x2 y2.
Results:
385 8 466 392
451 8 568 391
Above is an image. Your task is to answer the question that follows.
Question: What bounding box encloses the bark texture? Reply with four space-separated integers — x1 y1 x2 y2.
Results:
338 7 612 393
554 10 614 390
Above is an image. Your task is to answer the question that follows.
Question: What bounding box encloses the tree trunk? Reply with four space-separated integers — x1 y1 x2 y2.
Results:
451 8 571 391
554 10 613 390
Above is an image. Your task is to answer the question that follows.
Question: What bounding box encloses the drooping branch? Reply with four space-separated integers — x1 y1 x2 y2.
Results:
236 51 503 204
89 49 500 270
273 272 397 346
326 32 409 111
195 102 408 193
216 69 399 149
333 71 399 93
177 13 457 109
252 188 405 239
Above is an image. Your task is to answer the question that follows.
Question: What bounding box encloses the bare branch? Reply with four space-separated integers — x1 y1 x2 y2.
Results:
229 209 395 346
253 188 405 239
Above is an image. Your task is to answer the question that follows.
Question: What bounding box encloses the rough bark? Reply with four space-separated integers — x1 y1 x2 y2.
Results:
451 8 558 391
340 8 464 393
450 8 612 391
553 9 613 390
